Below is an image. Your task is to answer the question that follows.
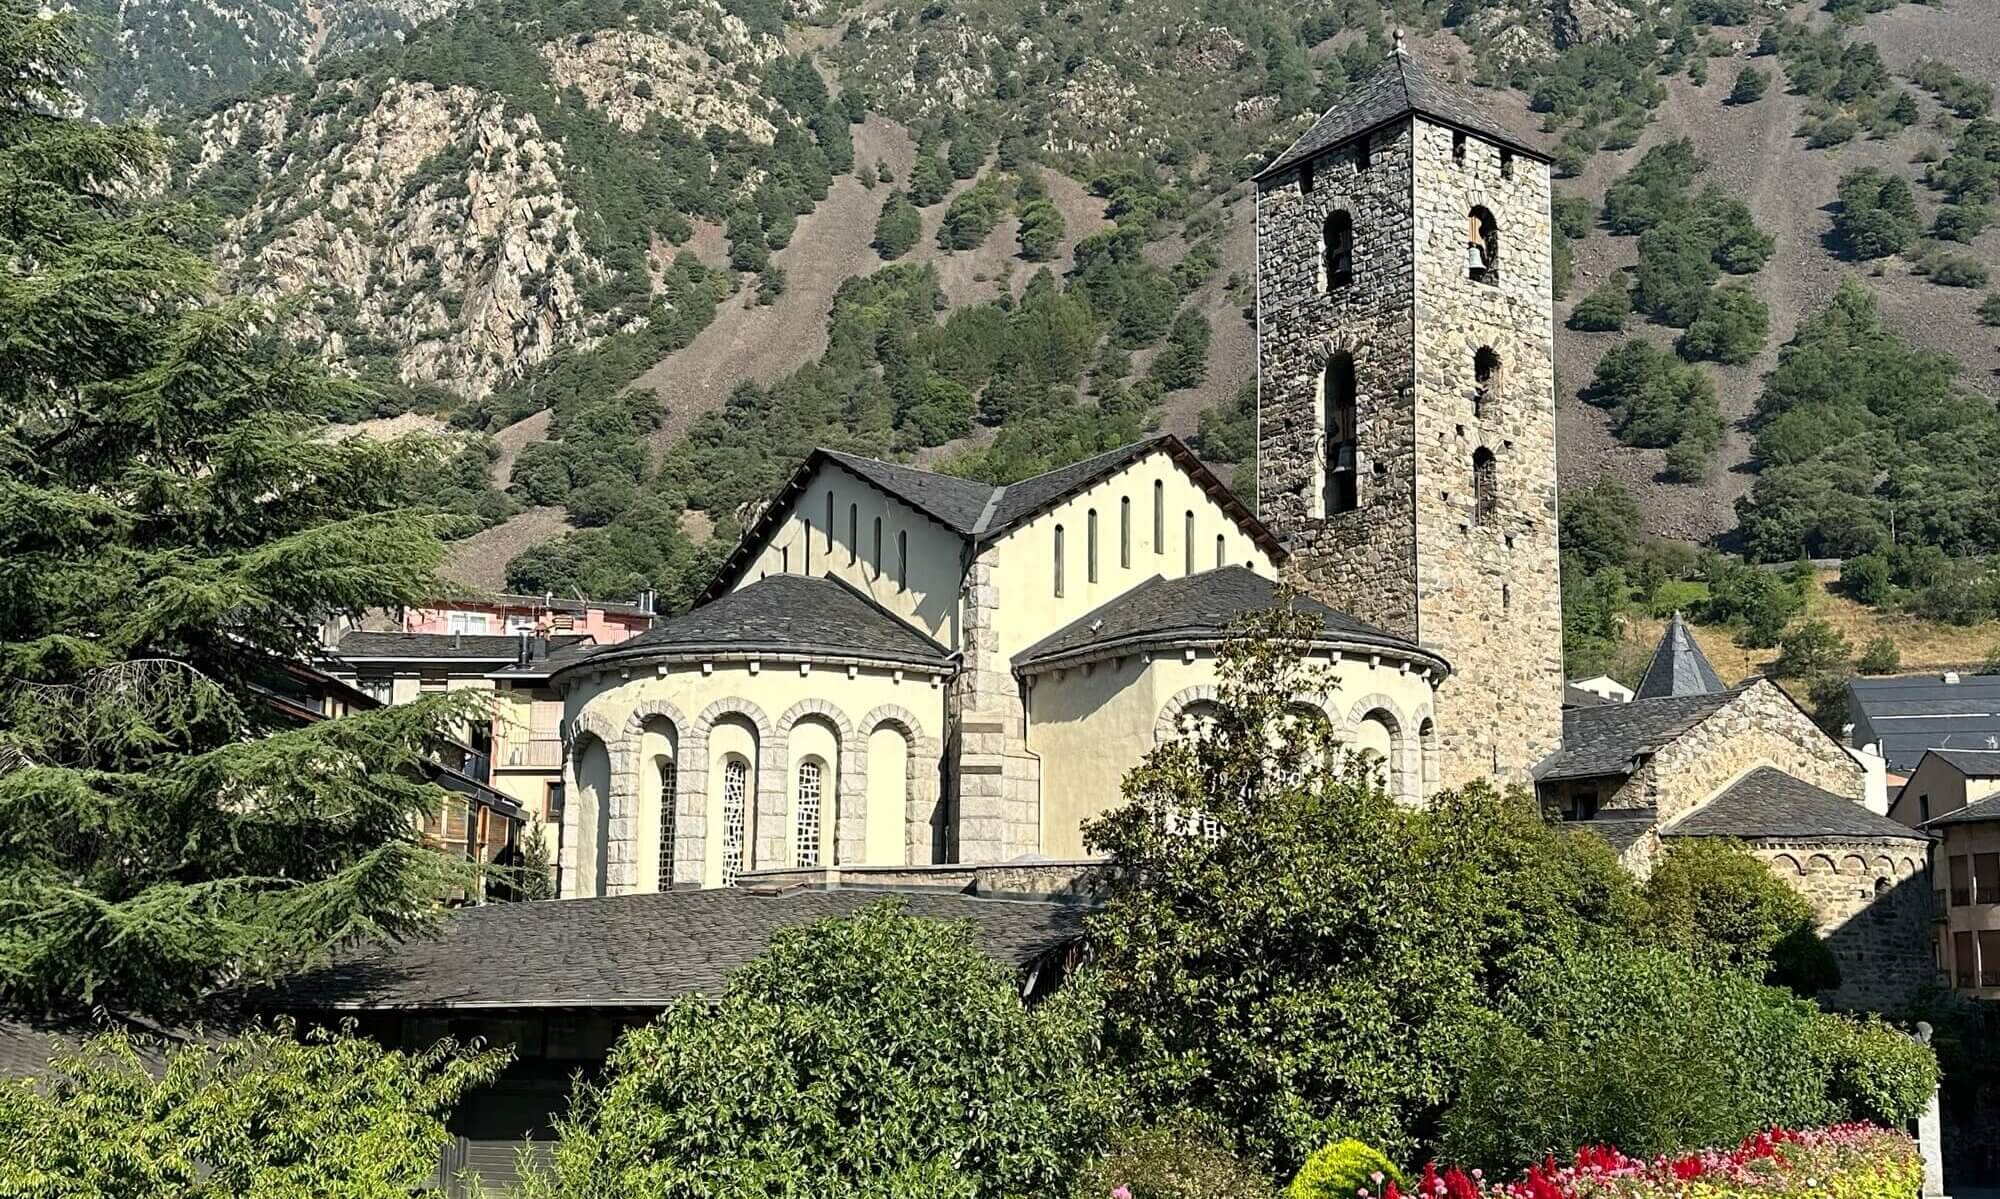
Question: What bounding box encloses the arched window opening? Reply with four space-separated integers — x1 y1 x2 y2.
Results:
1053 524 1066 597
1183 511 1195 575
1152 481 1164 553
1299 159 1314 194
848 503 858 564
1087 509 1099 583
1466 206 1499 283
824 491 835 554
721 756 749 886
896 530 908 591
1324 353 1358 515
1473 346 1501 419
1214 534 1225 570
1473 447 1498 525
1120 497 1132 568
794 758 823 868
656 757 677 890
1356 137 1371 171
1451 130 1467 164
872 517 883 577
1500 149 1515 179
1323 210 1354 290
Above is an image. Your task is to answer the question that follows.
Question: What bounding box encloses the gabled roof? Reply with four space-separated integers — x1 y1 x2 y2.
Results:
1925 793 2000 829
254 889 1084 1011
1633 613 1727 700
1569 808 1659 857
1666 767 1928 843
333 632 590 661
1013 567 1444 674
563 574 954 675
1257 45 1547 181
1918 747 2000 778
1848 673 2000 773
1536 688 1741 782
697 435 1282 605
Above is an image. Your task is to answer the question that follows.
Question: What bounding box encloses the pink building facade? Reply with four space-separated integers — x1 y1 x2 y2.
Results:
401 592 656 645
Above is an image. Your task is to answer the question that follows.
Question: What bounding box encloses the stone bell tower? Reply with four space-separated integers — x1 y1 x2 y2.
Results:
1253 41 1563 788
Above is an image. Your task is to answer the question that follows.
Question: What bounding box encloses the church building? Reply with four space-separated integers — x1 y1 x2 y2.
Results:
543 45 1935 1006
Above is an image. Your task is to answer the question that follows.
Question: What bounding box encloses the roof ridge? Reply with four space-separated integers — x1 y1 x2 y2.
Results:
971 483 1008 535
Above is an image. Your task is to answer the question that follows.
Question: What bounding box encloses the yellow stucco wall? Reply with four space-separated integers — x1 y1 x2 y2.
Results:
562 659 947 894
1027 649 1439 857
735 460 966 649
989 451 1278 667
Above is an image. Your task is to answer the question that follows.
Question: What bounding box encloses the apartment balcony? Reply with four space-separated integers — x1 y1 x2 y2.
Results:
495 736 564 770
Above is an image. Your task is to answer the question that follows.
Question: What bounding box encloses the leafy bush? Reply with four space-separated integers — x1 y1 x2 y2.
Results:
1918 250 1990 288
1635 221 1720 325
1931 203 1991 243
872 191 920 258
1728 67 1769 104
538 902 1114 1198
1080 1119 1275 1199
1640 839 1839 996
1979 293 2000 326
1603 139 1701 234
1552 195 1595 240
1702 559 1804 645
1834 168 1921 259
1018 198 1067 261
1559 478 1641 575
1842 553 1893 604
939 178 1008 250
1287 1139 1403 1199
1147 309 1211 391
1585 341 1725 476
1678 284 1769 364
1772 617 1852 681
0 1025 504 1195
1856 635 1901 674
1438 948 1931 1171
1567 281 1630 331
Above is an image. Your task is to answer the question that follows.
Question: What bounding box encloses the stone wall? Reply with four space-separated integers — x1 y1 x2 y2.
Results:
1254 113 1563 789
1620 682 1865 825
1257 117 1420 637
1743 838 1933 1012
1407 118 1563 788
953 543 1042 863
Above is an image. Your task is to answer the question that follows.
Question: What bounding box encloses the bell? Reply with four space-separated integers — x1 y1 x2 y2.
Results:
1465 242 1487 272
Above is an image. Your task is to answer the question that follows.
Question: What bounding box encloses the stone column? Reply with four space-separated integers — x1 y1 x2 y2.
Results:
951 547 1042 862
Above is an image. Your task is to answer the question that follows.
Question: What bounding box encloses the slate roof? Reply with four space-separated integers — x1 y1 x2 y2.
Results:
1258 45 1547 180
1535 689 1741 782
334 632 589 660
1846 673 2000 774
697 435 1282 605
1633 613 1727 701
256 889 1086 1011
1013 567 1441 672
1564 683 1617 709
1569 809 1659 857
1666 767 1929 842
1925 793 2000 829
1923 748 2000 777
564 574 953 674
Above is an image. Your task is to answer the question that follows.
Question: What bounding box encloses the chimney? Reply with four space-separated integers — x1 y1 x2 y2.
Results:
516 629 531 667
639 588 657 615
452 630 462 650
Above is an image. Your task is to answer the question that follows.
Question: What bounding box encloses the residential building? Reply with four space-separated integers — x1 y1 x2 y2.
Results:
1895 749 2000 997
397 592 656 644
1848 671 2000 779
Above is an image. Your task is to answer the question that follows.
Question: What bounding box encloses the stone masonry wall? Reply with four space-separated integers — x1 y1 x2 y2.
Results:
952 544 1041 863
1746 839 1933 1012
1618 681 1865 826
1258 118 1420 638
1408 118 1563 788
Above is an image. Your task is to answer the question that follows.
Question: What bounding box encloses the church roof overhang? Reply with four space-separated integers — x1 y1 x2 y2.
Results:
1014 631 1448 680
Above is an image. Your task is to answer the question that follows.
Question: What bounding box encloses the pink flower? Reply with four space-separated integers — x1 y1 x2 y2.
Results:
1111 1188 1132 1199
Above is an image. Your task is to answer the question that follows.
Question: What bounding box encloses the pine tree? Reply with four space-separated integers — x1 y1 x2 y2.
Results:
0 1 478 1017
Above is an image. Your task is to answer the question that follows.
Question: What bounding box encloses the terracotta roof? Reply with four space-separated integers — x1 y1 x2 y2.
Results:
1633 612 1726 700
1013 567 1442 673
565 574 953 674
253 889 1084 1011
1535 689 1741 782
1258 46 1547 180
1666 767 1929 842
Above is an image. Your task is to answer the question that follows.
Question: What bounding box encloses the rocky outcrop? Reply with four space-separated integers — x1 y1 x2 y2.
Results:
187 79 603 400
1549 0 1644 49
541 29 778 140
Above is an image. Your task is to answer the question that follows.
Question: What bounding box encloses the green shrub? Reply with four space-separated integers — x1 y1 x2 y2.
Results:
1553 194 1595 240
1286 1139 1402 1199
1568 281 1631 331
1728 66 1769 104
1678 284 1769 363
539 902 1114 1199
1834 168 1921 259
1560 477 1642 574
1978 293 2000 326
1641 839 1840 996
1931 203 1991 243
1856 635 1901 674
1919 250 1991 288
872 191 920 258
1586 341 1725 470
1821 1015 1943 1126
1018 198 1066 261
1841 553 1893 604
1081 1120 1275 1199
1603 139 1701 234
1635 221 1720 326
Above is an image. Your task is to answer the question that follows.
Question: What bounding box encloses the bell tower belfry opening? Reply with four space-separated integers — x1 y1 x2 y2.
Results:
1252 42 1563 788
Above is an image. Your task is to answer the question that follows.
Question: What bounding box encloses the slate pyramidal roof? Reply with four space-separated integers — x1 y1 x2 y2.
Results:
1633 612 1727 700
697 435 1282 606
1256 41 1548 181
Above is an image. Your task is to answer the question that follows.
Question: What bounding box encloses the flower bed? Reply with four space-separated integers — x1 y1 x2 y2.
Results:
1371 1125 1920 1199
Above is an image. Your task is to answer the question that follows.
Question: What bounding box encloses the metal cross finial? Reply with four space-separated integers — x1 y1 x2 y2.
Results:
1392 28 1407 56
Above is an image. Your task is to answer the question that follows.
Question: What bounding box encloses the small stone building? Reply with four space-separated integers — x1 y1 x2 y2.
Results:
1537 623 1933 1010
